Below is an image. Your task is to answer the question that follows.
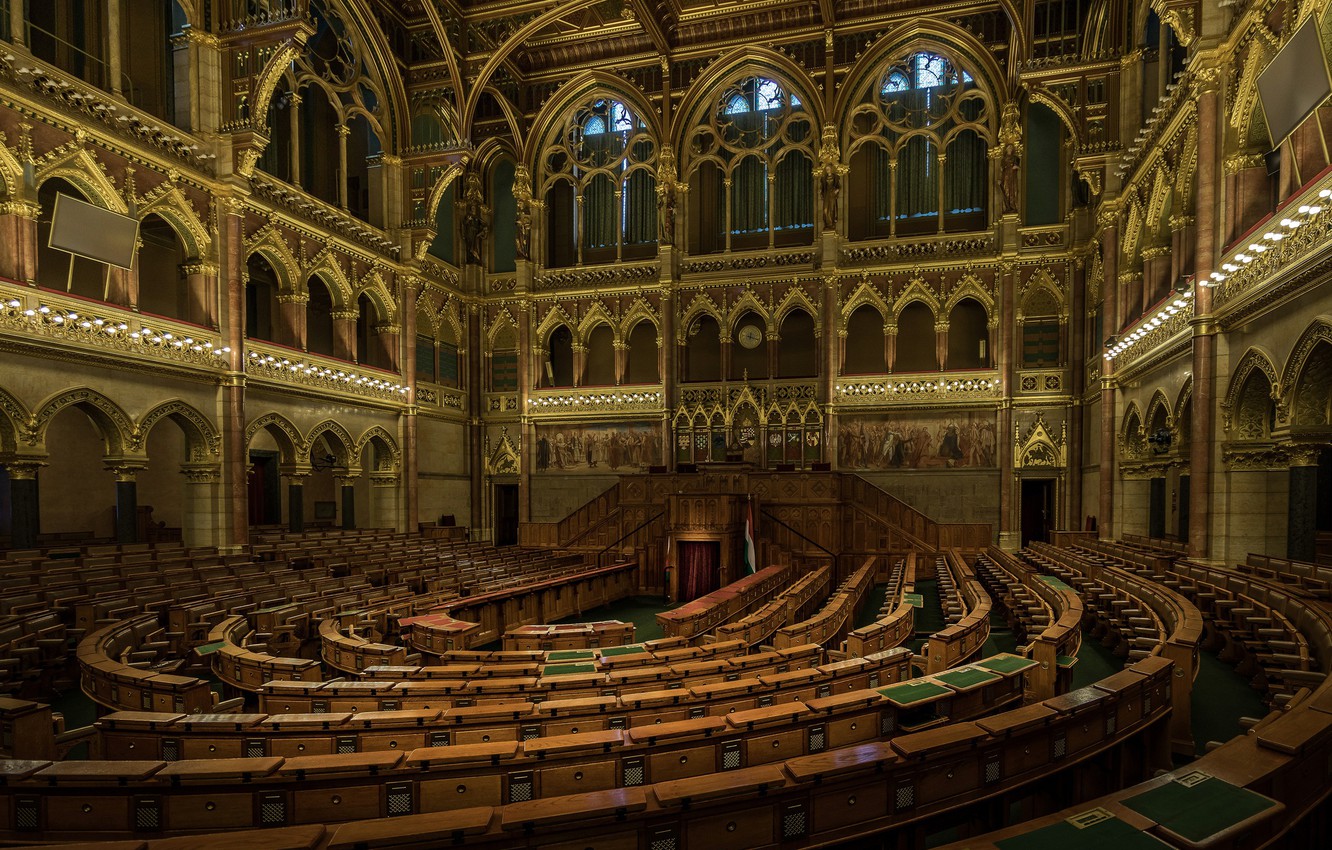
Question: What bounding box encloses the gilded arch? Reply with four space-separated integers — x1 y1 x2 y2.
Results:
578 303 619 345
1120 401 1146 457
943 274 995 323
134 400 221 463
355 270 398 326
31 387 135 457
305 250 354 309
306 419 358 468
245 230 302 294
892 278 941 325
1223 347 1280 433
137 183 211 259
727 290 772 334
1279 318 1332 426
774 287 820 330
619 297 660 338
672 48 824 147
244 412 306 465
841 280 891 323
0 386 33 454
357 425 402 473
678 294 724 344
535 305 577 348
526 70 663 166
34 146 129 214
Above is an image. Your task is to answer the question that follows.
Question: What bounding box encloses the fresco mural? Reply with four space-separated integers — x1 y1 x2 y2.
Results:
838 412 997 469
535 422 661 472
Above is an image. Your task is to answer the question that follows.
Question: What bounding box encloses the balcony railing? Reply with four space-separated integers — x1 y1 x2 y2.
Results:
244 341 408 403
0 281 228 370
527 386 665 417
835 371 1002 405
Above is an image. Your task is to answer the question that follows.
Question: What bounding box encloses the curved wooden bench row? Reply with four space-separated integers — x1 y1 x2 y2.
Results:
207 616 322 692
501 620 636 652
319 618 416 676
976 548 1083 700
78 616 217 715
773 557 877 650
258 643 832 713
846 553 916 658
713 566 830 646
921 551 991 674
1239 551 1332 599
0 656 1172 845
403 560 639 654
1026 542 1203 754
656 565 794 639
93 649 917 761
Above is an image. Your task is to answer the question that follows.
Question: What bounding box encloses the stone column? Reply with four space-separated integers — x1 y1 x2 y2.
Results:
1286 447 1321 561
516 298 532 524
181 261 218 328
106 0 123 96
997 263 1017 548
336 475 358 530
8 1 24 48
660 288 676 467
370 473 401 530
1067 259 1086 528
571 343 586 388
1189 73 1221 558
179 463 222 548
277 293 308 350
5 460 46 549
613 340 628 385
336 123 351 210
332 310 357 361
822 275 839 467
0 200 40 284
401 279 419 531
221 198 248 550
720 339 733 381
468 302 484 531
885 325 896 373
105 462 147 544
281 467 310 533
1099 219 1119 538
934 320 948 370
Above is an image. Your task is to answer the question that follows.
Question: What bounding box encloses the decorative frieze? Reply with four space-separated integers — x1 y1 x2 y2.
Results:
245 345 409 401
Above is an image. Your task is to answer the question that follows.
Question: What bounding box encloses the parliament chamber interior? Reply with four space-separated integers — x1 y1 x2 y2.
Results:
1 0 1332 847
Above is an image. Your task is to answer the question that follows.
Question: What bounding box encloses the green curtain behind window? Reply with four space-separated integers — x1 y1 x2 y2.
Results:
731 155 768 234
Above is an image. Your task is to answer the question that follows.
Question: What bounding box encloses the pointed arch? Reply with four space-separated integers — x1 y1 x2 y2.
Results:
619 297 660 338
893 278 941 324
244 412 305 465
34 146 128 213
356 425 402 473
535 304 577 347
0 386 34 454
525 70 664 165
355 270 398 325
305 250 354 309
1120 401 1145 457
1019 268 1066 320
774 286 819 327
245 231 301 295
486 307 519 346
137 184 210 259
727 290 772 333
672 48 823 144
577 302 619 345
419 164 466 250
0 135 24 201
678 293 724 344
306 419 358 468
1280 318 1332 426
134 400 221 463
1174 375 1194 429
1028 88 1084 151
841 280 891 322
31 387 135 456
943 274 994 319
1224 346 1280 431
1145 389 1173 433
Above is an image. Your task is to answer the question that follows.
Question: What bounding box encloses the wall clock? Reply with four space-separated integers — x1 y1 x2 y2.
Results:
737 325 763 349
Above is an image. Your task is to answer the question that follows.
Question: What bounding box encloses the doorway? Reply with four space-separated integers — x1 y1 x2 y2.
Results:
494 483 519 546
1149 477 1166 539
678 540 721 601
247 451 281 526
1020 479 1055 546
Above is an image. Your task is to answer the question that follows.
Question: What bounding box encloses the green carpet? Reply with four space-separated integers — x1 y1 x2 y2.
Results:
855 583 889 629
1190 649 1267 756
983 608 1019 658
1072 627 1122 690
913 579 945 634
550 596 673 643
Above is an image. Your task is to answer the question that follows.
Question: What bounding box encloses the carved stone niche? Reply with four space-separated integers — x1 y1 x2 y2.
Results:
1014 412 1067 469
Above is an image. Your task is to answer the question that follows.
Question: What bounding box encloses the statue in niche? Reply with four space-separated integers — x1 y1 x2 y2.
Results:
657 145 678 245
998 101 1022 215
817 123 841 230
513 165 533 261
461 170 490 266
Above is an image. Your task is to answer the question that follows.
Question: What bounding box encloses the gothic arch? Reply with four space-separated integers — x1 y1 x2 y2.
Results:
0 386 33 454
727 290 772 334
525 71 663 165
578 303 619 345
486 308 518 346
1223 347 1280 432
419 164 466 247
246 232 301 294
305 250 354 309
31 387 135 457
137 184 211 259
678 294 724 344
1120 401 1145 457
774 287 820 328
943 275 994 321
1145 389 1173 434
841 280 891 323
0 135 24 201
672 49 823 146
354 270 398 326
306 419 358 468
1174 376 1194 431
1028 88 1084 151
34 146 128 214
535 305 577 347
1019 269 1066 320
1277 318 1332 425
134 400 221 463
356 425 402 473
244 412 306 465
619 297 660 338
892 279 941 325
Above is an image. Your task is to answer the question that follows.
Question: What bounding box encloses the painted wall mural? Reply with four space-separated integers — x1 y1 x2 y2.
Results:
535 422 661 472
838 411 997 469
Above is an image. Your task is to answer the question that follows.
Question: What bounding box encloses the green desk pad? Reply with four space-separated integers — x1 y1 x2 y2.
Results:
541 662 598 676
193 640 227 656
995 810 1171 850
903 593 924 608
975 654 1038 675
1120 774 1277 844
1056 654 1079 668
934 667 1001 689
1036 575 1074 591
546 650 596 662
597 644 648 657
876 680 951 706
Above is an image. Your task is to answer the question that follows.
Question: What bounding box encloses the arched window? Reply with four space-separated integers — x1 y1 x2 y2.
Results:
245 255 280 342
584 325 616 386
541 97 657 268
848 51 989 239
136 214 189 321
1022 286 1063 367
490 324 518 392
687 75 814 254
685 315 722 382
307 278 336 357
356 293 384 369
895 303 937 372
625 321 660 384
844 306 886 374
778 310 817 378
946 298 990 370
546 326 575 387
427 181 456 264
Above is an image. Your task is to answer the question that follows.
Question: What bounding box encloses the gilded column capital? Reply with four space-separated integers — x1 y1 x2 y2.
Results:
330 309 360 321
277 293 310 304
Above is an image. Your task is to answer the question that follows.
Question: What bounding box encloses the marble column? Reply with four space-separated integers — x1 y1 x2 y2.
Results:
336 475 357 530
997 263 1017 548
401 279 419 532
5 460 45 549
660 287 676 468
1067 259 1087 528
822 276 838 467
1189 75 1221 558
221 198 248 550
934 321 948 371
181 261 218 328
0 200 40 284
467 302 484 531
375 325 400 372
332 310 357 361
1099 222 1119 538
1287 448 1321 561
179 463 222 548
107 463 146 545
370 474 401 531
282 468 310 533
277 293 308 350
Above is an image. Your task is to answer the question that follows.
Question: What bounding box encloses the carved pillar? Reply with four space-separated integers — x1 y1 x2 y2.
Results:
288 93 302 186
885 325 897 373
0 200 40 284
370 474 401 531
1068 260 1086 528
934 321 948 371
1118 271 1142 328
281 467 310 533
401 279 419 531
221 198 248 550
660 288 676 467
516 299 532 524
1189 73 1221 558
1224 153 1268 245
181 261 218 328
1287 447 1322 561
1141 245 1170 314
1099 221 1119 538
468 302 484 531
998 263 1017 547
720 339 733 382
277 293 308 350
336 123 351 210
106 462 146 544
822 276 839 466
332 310 357 361
106 0 123 96
335 474 358 530
8 1 24 49
4 460 46 549
375 324 400 372
572 344 587 388
613 341 628 385
180 463 222 549
767 328 779 378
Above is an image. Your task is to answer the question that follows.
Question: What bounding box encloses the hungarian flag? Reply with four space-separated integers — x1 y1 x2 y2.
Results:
743 498 757 575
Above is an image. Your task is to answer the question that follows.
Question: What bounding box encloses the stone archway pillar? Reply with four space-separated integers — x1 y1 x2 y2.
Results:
104 461 148 544
4 459 46 549
179 463 223 548
369 473 401 531
335 474 358 530
280 466 311 533
0 200 40 284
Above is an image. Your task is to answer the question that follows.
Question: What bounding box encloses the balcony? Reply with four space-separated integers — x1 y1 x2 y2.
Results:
244 340 408 404
834 371 1002 406
527 386 665 418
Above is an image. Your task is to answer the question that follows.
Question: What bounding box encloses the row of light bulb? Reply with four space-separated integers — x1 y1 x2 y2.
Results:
6 299 230 356
247 351 408 393
836 378 999 395
1107 187 1332 362
529 392 663 406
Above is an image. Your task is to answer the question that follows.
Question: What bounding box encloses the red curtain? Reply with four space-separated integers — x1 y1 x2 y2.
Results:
679 541 720 601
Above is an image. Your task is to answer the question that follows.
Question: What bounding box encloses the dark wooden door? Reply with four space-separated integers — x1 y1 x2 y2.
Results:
494 483 519 546
1020 479 1054 546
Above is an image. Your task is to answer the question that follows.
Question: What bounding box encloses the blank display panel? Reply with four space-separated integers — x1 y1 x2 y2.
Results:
1258 18 1332 145
48 193 140 270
